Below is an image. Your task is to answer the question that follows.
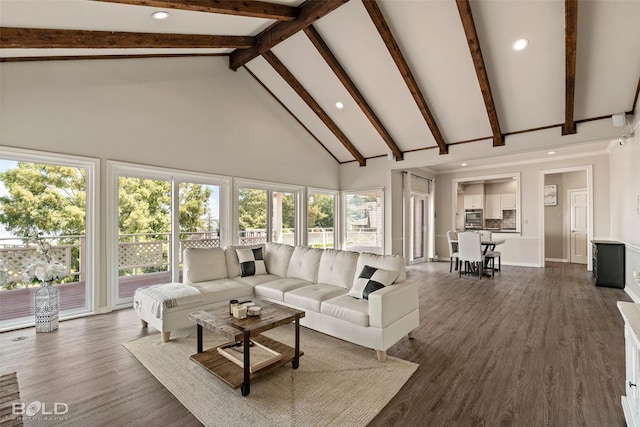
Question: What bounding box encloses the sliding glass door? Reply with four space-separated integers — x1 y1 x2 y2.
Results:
110 162 227 307
116 176 172 300
411 194 427 263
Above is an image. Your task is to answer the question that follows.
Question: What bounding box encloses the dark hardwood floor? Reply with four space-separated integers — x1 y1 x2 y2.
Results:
0 262 631 426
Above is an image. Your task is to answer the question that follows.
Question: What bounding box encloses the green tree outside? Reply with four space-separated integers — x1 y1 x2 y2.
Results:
0 163 86 238
0 164 214 239
308 194 334 228
238 188 267 231
0 163 214 287
238 189 297 231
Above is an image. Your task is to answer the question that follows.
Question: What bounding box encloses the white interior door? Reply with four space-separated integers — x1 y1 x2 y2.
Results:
569 189 588 264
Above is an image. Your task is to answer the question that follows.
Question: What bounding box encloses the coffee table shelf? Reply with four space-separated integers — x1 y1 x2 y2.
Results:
190 334 303 389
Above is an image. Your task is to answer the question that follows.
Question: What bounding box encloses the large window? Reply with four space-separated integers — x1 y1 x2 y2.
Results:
344 189 383 254
0 148 98 330
308 190 336 249
236 180 301 246
109 162 228 307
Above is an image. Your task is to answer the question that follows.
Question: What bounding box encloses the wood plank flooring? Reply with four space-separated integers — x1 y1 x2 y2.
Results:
0 261 631 426
371 261 630 426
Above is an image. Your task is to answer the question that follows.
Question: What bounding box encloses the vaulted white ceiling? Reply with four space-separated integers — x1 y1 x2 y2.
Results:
2 0 639 169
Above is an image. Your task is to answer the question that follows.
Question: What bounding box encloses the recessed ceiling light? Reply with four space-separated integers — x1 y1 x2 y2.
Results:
152 11 170 20
547 151 556 155
461 163 468 167
335 101 344 109
512 38 529 51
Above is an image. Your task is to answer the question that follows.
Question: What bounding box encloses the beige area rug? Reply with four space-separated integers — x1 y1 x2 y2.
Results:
124 324 417 427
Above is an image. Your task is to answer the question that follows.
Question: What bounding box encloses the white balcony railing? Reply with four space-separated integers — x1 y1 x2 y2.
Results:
0 227 379 290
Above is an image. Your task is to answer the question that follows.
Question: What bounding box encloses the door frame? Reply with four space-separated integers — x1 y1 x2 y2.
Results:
539 165 593 270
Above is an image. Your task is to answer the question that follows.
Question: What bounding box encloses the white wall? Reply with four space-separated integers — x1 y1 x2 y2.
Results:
0 56 339 187
1 56 340 311
609 117 640 300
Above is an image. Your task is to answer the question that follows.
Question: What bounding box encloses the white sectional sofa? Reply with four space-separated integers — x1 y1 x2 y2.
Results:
133 242 419 361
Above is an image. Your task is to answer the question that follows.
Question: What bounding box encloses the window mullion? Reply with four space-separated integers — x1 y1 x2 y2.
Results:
170 179 180 283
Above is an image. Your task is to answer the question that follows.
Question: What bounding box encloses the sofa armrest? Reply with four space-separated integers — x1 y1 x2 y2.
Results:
368 280 419 328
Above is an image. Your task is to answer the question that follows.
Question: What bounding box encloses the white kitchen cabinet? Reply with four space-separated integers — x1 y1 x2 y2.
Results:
485 194 502 219
464 195 483 209
501 193 516 210
618 302 640 427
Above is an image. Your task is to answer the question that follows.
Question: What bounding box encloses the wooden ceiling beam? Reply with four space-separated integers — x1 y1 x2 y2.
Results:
244 65 342 164
456 0 504 147
262 50 366 166
0 53 227 63
362 0 448 155
229 0 349 71
304 25 404 161
0 27 254 49
562 0 578 135
93 0 298 21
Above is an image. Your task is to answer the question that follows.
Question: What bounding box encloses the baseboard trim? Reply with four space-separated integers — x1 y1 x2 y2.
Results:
545 258 569 263
626 286 640 303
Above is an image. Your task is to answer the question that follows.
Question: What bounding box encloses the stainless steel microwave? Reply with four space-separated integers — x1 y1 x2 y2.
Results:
464 209 483 230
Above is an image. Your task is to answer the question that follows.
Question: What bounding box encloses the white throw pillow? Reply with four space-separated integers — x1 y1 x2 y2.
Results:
236 247 267 277
183 247 228 284
348 265 398 300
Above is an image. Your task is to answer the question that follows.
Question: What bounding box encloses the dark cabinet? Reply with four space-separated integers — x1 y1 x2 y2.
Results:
592 240 625 288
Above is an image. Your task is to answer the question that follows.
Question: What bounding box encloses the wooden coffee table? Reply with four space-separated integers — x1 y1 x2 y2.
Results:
188 300 305 396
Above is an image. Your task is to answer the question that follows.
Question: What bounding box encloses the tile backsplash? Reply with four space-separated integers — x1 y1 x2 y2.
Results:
485 218 501 229
501 210 517 229
485 210 517 230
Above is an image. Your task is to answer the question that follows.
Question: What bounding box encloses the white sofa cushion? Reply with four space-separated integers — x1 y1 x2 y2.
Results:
317 249 359 290
286 246 323 283
183 247 228 284
348 265 398 300
284 284 347 312
234 274 282 286
265 242 295 277
254 278 313 302
133 279 254 319
236 247 267 277
355 252 406 283
190 279 255 305
225 245 264 278
320 294 370 327
134 283 202 319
